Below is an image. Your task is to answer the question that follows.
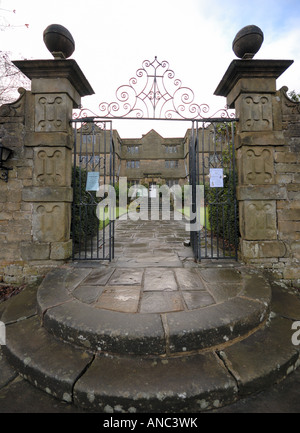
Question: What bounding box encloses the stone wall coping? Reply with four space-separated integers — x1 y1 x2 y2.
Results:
12 59 95 98
214 59 293 100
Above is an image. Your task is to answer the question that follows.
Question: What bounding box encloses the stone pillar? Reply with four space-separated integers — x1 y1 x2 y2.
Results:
8 59 93 277
215 59 298 279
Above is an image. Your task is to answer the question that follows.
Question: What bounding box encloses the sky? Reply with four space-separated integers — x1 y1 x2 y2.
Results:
0 0 300 138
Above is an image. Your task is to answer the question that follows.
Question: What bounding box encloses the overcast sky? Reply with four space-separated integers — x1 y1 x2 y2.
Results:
1 0 300 137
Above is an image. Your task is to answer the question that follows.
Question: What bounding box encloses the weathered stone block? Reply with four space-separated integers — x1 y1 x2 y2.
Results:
31 78 81 107
22 187 73 202
24 131 73 149
272 93 283 131
283 266 300 280
277 208 300 221
241 240 286 259
35 94 73 133
276 173 293 185
237 185 286 201
33 147 72 187
238 146 275 185
0 211 12 220
241 201 277 240
3 264 25 284
236 131 285 147
21 242 50 261
225 76 277 109
0 243 22 261
293 173 300 183
17 166 33 179
237 94 273 132
278 221 300 239
277 200 300 210
12 211 32 221
276 163 300 173
275 151 299 163
5 190 22 203
5 220 32 242
291 241 300 259
6 203 21 212
32 202 71 242
50 240 72 260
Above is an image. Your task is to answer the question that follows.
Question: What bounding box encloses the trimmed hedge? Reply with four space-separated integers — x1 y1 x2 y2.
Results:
71 167 99 244
207 172 239 249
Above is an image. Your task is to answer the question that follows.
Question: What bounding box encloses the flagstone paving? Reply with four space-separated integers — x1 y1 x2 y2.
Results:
69 213 245 315
0 211 299 413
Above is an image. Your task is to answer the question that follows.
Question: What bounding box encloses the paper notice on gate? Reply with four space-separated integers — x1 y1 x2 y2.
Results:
86 172 100 191
209 168 224 188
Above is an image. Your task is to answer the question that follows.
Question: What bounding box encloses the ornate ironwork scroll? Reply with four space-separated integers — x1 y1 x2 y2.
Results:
74 57 234 121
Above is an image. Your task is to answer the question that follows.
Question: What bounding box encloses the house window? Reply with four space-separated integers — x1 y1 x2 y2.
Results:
166 146 177 153
80 155 100 165
165 160 179 169
127 160 140 168
127 146 139 154
128 180 139 186
81 135 94 145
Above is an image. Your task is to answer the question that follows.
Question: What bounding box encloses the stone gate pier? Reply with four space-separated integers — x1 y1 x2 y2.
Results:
0 59 94 284
215 58 300 287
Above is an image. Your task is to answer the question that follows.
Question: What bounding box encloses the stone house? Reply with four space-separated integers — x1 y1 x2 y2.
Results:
75 124 224 188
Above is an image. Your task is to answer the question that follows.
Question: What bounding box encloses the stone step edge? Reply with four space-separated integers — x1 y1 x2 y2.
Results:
35 266 272 356
0 275 271 358
2 313 299 413
40 295 270 356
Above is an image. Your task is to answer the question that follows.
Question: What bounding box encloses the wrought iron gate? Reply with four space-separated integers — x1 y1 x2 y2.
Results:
189 120 238 260
72 56 238 262
71 119 115 260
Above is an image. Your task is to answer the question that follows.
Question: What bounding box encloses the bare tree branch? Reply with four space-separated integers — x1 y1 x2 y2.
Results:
0 7 30 105
0 51 30 105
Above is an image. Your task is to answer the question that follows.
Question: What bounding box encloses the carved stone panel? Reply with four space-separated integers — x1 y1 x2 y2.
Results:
242 201 277 240
240 94 273 132
240 147 274 185
35 94 72 132
33 147 72 186
33 203 70 242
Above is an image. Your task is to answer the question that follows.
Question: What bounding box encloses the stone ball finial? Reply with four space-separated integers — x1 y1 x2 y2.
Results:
232 25 264 59
43 24 75 59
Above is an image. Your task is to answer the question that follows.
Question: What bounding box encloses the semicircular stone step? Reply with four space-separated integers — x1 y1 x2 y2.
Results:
73 315 300 413
1 277 299 413
36 266 272 356
2 309 299 413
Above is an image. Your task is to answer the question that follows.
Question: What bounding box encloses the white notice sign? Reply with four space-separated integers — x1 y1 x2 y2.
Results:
86 172 100 191
209 168 224 188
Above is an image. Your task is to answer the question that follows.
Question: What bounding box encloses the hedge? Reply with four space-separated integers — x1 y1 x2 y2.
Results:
206 172 239 250
71 167 99 244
